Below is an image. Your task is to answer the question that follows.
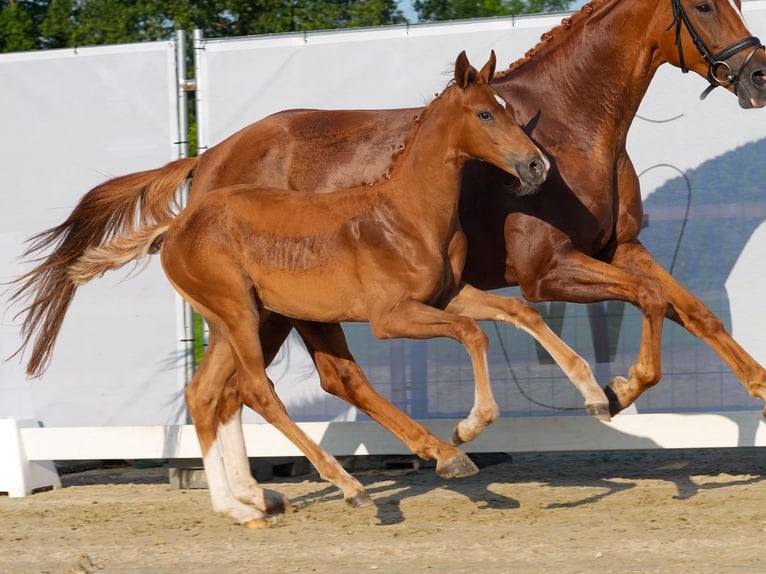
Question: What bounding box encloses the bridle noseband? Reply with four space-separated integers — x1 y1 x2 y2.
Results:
669 0 764 99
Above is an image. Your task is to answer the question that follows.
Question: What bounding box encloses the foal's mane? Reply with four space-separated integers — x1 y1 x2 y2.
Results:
495 0 602 78
372 80 457 184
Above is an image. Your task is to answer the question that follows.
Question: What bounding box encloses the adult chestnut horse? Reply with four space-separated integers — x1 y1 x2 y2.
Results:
69 51 548 526
8 0 766 504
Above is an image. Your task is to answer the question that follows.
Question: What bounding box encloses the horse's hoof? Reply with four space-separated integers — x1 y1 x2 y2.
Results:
603 384 625 417
346 491 374 508
436 452 479 478
586 403 611 422
242 517 270 529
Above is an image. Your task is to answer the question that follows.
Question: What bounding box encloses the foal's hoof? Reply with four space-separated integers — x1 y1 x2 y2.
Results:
346 491 374 508
436 452 479 479
263 488 292 515
242 517 270 529
586 403 611 422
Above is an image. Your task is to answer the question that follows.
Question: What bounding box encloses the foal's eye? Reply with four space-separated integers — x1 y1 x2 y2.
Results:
695 2 711 13
478 111 493 121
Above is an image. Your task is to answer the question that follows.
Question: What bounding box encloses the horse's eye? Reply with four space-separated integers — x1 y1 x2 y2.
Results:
696 2 711 13
478 111 493 121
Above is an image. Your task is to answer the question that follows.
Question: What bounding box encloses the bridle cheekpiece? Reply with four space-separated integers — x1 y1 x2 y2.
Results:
669 0 764 99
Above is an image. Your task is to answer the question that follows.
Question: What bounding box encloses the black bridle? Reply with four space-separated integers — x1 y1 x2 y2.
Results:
669 0 764 99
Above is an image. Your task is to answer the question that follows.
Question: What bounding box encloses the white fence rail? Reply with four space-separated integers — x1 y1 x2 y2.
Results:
4 412 766 496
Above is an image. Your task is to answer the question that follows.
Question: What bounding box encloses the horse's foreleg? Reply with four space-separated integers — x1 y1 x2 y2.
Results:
611 241 766 410
444 283 610 420
369 300 497 445
514 245 666 416
291 319 478 478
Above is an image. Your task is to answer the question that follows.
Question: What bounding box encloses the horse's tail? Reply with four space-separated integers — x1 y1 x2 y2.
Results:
7 156 199 378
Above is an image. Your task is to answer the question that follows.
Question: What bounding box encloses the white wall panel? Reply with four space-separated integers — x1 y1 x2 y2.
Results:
0 42 184 426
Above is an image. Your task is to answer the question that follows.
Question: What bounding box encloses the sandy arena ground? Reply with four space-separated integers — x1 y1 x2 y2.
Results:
1 448 764 574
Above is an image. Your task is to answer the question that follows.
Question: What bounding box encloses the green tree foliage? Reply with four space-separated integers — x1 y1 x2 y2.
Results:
0 0 407 53
0 1 36 52
414 0 572 22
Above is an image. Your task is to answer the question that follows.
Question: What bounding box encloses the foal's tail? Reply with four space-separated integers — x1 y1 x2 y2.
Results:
7 156 199 378
68 223 172 285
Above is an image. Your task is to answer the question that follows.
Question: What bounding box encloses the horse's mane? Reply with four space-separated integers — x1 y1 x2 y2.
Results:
495 0 602 78
372 0 607 183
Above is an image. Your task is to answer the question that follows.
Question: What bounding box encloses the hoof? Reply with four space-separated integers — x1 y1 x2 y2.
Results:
262 488 292 515
603 384 625 417
346 491 374 508
451 427 465 446
436 452 479 478
242 517 270 529
586 403 612 422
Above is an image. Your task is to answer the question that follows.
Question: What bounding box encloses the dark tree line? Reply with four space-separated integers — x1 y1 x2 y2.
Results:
0 0 573 53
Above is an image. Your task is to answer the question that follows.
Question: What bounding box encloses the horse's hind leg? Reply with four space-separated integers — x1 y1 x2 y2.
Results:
291 319 479 479
444 283 610 421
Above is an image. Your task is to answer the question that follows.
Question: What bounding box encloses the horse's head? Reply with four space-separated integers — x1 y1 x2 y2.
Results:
658 0 766 108
451 50 549 190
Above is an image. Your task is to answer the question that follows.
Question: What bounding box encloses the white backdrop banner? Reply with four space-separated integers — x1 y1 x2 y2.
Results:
0 41 185 426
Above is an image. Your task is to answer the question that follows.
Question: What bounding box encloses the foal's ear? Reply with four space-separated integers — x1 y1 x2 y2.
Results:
478 50 497 84
455 50 475 89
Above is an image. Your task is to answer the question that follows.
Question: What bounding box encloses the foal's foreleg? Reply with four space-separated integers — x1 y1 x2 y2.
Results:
370 300 496 445
291 319 478 478
610 241 766 411
444 283 610 420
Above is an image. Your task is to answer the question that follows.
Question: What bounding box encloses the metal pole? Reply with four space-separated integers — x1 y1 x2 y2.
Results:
175 29 197 387
192 29 210 353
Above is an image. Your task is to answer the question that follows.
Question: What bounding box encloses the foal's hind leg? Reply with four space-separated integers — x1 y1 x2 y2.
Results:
215 313 294 512
445 283 610 421
184 327 272 528
291 319 479 478
206 297 372 509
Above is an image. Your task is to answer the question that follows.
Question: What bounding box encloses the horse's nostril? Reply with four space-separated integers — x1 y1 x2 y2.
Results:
753 69 766 88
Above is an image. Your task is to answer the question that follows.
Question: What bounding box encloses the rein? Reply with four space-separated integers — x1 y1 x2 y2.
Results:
669 0 764 99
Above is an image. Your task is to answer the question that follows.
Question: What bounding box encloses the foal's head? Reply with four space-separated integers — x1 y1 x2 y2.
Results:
448 51 549 189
